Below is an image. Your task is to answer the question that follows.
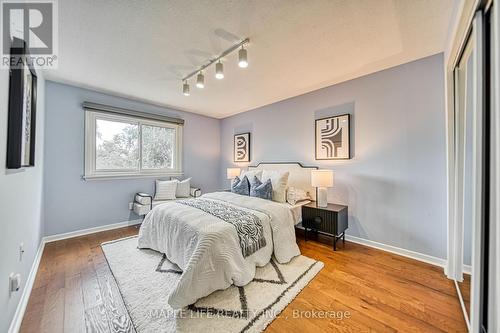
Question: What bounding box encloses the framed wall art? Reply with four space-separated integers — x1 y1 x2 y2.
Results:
234 132 251 162
6 37 38 169
315 114 350 160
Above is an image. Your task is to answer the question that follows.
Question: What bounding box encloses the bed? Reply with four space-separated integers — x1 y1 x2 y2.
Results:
137 162 317 309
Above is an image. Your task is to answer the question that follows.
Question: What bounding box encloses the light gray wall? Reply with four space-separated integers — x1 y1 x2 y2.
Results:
43 81 220 236
220 54 447 259
40 54 447 260
0 71 45 332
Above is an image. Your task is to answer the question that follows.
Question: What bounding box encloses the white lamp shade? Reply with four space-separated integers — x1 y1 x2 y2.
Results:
226 168 241 179
311 170 334 187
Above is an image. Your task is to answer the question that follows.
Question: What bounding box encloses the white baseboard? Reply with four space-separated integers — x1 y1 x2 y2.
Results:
43 219 142 243
8 219 143 332
345 235 447 268
8 239 45 333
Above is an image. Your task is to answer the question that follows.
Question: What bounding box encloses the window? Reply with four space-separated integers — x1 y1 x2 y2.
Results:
85 111 182 179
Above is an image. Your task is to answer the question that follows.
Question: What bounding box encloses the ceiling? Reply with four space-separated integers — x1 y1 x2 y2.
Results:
45 0 458 118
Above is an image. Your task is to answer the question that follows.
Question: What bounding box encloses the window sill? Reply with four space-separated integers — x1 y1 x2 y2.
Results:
82 172 184 181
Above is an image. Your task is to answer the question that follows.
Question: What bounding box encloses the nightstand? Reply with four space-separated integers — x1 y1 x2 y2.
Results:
301 202 348 250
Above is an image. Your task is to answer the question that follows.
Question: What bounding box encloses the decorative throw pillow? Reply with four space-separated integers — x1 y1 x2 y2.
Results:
240 170 263 182
154 179 177 200
172 177 191 198
287 186 311 205
261 170 290 203
250 176 273 200
231 176 250 196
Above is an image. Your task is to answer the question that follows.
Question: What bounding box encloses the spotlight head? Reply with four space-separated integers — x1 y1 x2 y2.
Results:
182 82 190 96
215 61 224 79
196 72 205 88
238 47 248 68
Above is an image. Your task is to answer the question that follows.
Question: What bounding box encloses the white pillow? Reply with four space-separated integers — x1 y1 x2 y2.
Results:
261 170 290 203
155 180 177 200
175 177 191 198
240 169 263 182
287 187 311 205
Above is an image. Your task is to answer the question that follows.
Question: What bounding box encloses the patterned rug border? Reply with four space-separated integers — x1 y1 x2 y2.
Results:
101 236 139 332
101 236 324 333
240 260 323 333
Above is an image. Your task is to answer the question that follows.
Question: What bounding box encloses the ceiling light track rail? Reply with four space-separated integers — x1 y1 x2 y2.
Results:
182 38 250 82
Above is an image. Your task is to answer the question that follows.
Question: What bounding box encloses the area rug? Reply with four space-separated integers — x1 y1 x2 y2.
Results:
101 236 323 333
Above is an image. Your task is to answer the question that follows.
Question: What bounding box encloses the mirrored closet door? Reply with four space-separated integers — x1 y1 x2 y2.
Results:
454 32 474 326
452 3 495 332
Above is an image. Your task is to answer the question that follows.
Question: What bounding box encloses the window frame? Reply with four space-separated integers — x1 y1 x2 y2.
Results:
84 110 183 180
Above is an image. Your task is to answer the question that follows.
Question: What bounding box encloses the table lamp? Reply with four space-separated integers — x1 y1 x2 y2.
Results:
311 169 334 207
226 168 241 186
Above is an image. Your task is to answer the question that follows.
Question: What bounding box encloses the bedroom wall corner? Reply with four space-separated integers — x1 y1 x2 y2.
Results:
0 69 46 333
219 53 448 261
42 81 221 236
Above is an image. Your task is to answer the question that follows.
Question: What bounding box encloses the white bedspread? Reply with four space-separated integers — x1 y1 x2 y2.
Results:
137 191 300 308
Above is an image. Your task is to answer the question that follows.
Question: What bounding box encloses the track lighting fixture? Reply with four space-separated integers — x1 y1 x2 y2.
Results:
215 61 224 79
180 38 249 95
182 81 190 96
196 72 205 88
238 46 248 68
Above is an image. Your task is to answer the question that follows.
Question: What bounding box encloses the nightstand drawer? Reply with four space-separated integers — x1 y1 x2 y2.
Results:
302 206 337 235
300 202 348 251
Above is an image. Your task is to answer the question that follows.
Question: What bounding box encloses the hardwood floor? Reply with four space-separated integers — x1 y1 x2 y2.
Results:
20 226 467 332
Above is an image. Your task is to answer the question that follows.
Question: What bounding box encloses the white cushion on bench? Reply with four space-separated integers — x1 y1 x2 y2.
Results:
135 193 152 205
133 187 202 216
133 202 151 216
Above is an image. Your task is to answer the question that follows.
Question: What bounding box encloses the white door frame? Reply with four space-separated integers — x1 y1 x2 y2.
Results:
445 0 481 281
469 11 484 333
488 1 499 331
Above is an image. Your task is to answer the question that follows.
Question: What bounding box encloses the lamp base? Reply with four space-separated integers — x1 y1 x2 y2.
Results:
317 187 328 207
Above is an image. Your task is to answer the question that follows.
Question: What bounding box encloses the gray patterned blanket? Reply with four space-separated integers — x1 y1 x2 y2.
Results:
176 198 266 257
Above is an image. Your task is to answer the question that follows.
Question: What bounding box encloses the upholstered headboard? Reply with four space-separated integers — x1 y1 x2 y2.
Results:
247 162 318 201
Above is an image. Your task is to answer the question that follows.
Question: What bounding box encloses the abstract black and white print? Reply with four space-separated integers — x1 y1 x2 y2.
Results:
234 132 250 162
315 114 350 159
21 70 33 165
